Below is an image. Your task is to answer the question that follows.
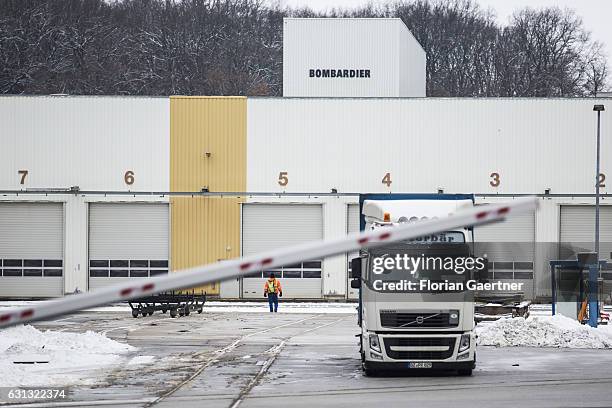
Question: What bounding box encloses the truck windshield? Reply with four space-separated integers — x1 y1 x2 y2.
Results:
365 243 472 294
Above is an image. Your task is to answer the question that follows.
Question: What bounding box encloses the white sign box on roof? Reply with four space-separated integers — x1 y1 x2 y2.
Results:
282 18 426 97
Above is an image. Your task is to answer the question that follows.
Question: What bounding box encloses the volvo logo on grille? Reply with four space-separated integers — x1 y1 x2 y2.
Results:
416 316 425 324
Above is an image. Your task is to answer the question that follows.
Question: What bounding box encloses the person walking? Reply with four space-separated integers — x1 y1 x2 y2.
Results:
263 273 282 312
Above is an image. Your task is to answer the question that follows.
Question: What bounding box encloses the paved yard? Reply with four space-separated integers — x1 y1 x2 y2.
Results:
1 310 612 408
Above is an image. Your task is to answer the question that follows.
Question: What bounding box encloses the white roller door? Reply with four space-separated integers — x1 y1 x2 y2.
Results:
241 204 323 298
560 206 612 283
474 209 536 298
0 202 64 298
88 203 169 290
347 204 360 299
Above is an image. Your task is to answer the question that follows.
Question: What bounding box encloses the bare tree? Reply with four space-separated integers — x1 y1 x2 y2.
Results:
0 0 608 96
496 7 608 96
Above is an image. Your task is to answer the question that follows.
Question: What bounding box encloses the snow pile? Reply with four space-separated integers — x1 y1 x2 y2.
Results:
476 315 612 348
0 325 135 387
127 355 155 366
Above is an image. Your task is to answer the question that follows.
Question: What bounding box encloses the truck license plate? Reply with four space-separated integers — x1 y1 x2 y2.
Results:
409 362 432 369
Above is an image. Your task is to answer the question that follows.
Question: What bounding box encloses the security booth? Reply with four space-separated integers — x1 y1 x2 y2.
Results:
550 252 608 327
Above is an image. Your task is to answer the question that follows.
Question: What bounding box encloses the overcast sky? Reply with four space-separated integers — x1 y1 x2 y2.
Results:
274 0 611 73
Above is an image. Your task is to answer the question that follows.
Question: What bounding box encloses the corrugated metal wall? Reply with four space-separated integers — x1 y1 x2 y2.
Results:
247 98 610 194
170 97 246 295
0 96 169 191
398 23 427 97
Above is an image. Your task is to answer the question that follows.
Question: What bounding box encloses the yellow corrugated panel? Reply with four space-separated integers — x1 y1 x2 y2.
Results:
170 97 246 295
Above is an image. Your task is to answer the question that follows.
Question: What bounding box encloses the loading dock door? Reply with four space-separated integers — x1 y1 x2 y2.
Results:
241 204 323 299
0 202 64 298
88 203 169 291
475 209 536 298
560 206 612 260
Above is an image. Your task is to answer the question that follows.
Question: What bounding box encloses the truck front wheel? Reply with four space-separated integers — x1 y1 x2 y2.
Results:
458 351 476 376
362 361 378 377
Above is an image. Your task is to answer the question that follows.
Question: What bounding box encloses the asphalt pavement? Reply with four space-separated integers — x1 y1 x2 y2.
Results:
2 310 612 408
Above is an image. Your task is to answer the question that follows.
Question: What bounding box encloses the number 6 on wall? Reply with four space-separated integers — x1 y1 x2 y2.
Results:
124 170 135 185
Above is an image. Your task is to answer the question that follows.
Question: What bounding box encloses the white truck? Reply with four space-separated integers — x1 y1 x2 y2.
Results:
350 194 485 376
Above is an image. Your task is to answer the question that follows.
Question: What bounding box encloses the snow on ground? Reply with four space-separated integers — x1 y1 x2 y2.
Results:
78 301 358 314
0 300 360 314
201 301 358 314
476 314 612 348
0 300 608 315
127 355 155 366
0 325 135 387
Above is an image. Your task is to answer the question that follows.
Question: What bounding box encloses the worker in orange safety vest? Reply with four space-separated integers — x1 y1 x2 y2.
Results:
263 272 283 312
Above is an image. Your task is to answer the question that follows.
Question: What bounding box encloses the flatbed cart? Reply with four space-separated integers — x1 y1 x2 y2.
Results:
474 292 531 322
128 290 206 318
474 300 531 322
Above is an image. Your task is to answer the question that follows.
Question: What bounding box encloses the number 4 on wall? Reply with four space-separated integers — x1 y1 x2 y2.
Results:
382 172 392 187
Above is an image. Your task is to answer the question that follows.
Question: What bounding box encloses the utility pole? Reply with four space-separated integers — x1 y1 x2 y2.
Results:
590 104 605 328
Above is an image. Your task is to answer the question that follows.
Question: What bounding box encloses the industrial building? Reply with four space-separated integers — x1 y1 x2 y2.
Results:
0 18 610 301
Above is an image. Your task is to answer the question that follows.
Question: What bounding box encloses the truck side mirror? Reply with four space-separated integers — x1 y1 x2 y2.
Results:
350 257 362 289
350 257 362 279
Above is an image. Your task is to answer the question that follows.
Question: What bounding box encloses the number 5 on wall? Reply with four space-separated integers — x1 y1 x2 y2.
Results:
278 171 288 187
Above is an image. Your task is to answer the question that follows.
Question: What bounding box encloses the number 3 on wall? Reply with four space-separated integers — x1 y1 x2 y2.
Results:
490 172 500 187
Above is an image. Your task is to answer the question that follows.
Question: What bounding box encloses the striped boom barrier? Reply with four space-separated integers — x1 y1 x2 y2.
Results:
0 197 538 329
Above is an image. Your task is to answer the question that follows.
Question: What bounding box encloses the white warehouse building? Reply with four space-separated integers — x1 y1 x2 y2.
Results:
0 18 610 301
283 18 426 97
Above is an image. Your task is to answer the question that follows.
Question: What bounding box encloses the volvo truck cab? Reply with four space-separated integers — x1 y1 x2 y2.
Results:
351 194 484 376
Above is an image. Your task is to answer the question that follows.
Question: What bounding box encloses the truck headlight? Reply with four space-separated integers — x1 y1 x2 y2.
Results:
458 334 471 353
369 334 381 353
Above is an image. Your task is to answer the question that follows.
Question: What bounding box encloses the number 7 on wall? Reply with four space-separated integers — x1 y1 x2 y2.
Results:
18 170 28 185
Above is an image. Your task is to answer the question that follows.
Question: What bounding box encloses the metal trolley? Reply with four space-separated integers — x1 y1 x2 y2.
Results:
128 290 206 318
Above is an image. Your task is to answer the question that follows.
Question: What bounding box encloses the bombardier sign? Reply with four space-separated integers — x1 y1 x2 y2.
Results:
309 69 371 78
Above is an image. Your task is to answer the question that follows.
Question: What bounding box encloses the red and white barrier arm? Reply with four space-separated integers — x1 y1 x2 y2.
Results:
0 197 538 329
